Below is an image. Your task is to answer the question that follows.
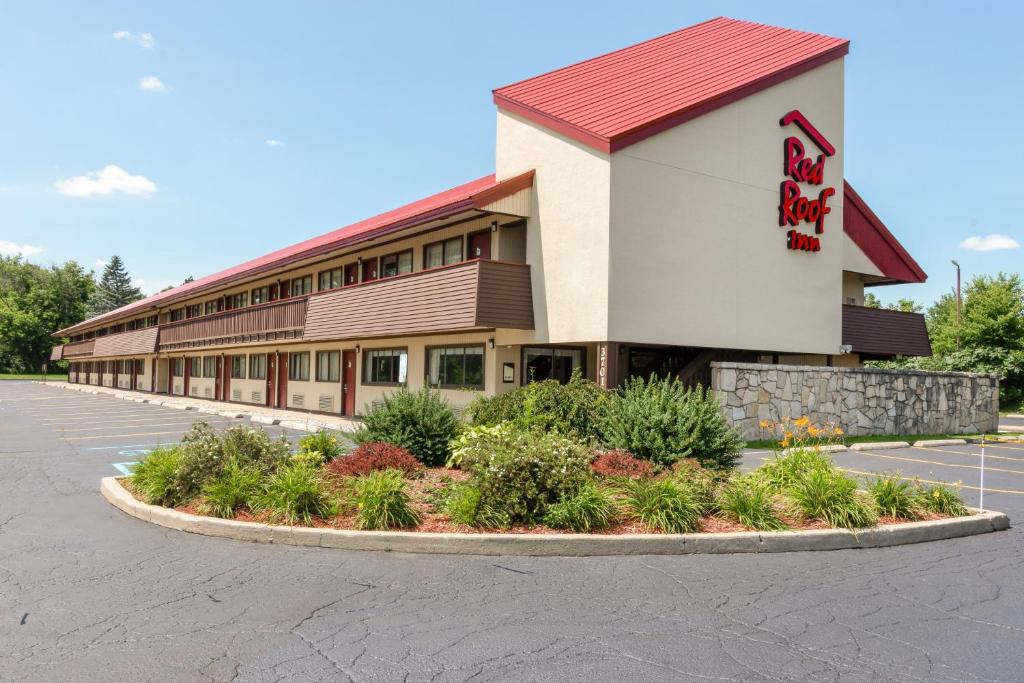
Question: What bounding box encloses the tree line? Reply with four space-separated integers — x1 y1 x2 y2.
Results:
866 272 1024 410
0 255 145 373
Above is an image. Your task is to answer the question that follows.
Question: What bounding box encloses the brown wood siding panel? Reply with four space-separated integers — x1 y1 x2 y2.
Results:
49 345 64 361
159 299 307 347
62 339 95 358
475 261 534 329
842 305 931 357
93 327 160 357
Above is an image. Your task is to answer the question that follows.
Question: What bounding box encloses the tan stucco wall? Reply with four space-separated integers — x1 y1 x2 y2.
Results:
842 271 866 306
606 59 846 355
495 109 611 344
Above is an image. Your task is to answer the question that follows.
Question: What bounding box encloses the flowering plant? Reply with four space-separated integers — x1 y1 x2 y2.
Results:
758 416 844 451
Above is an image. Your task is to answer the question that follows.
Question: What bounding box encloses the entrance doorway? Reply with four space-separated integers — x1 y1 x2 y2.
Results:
277 353 288 409
342 349 356 415
522 346 585 384
468 229 491 260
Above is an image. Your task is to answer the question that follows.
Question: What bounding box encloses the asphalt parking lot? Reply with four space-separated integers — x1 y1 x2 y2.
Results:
3 381 1024 682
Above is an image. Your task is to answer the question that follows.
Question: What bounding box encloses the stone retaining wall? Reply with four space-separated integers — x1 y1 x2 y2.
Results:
711 362 1000 440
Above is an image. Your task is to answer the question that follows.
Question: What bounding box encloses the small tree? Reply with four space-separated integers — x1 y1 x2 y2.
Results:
88 255 144 316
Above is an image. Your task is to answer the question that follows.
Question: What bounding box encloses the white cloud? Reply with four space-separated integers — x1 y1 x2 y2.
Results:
94 258 106 269
113 30 154 49
138 75 167 93
0 240 44 257
55 165 157 198
265 139 285 148
959 234 1021 252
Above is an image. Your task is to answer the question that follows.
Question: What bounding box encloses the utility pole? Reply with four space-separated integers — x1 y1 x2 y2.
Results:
951 260 961 351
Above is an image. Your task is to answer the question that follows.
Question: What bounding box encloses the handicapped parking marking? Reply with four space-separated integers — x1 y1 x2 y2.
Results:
112 461 139 475
112 448 155 474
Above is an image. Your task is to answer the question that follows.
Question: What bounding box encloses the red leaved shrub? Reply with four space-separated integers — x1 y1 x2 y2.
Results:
590 450 654 479
326 442 424 478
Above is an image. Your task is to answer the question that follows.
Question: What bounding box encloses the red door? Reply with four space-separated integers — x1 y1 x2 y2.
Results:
151 358 157 392
215 357 223 401
130 361 136 390
277 353 288 409
342 350 356 415
113 361 119 389
266 354 275 407
361 258 378 282
468 230 492 260
183 357 190 397
223 355 232 402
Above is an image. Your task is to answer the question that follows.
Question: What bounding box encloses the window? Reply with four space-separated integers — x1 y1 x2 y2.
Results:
190 357 202 378
204 356 217 378
205 301 217 315
424 237 463 269
318 267 343 291
249 354 267 380
135 359 144 375
287 275 312 296
172 358 184 377
170 308 185 322
362 258 378 282
380 250 413 278
186 304 202 318
316 350 340 382
523 347 585 385
288 352 310 381
147 315 158 327
231 355 246 379
251 286 269 305
364 348 407 385
229 292 247 309
344 263 359 286
427 345 484 389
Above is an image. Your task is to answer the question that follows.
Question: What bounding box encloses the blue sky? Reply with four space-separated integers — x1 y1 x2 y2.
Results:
2 1 1021 307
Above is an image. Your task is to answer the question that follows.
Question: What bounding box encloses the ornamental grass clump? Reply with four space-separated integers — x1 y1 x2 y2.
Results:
220 425 291 472
753 447 832 491
718 475 787 531
918 483 969 517
298 430 345 463
870 474 924 520
600 376 743 469
129 446 182 506
254 462 337 525
670 458 728 515
444 483 510 528
543 483 620 532
198 460 263 519
786 465 877 529
619 478 702 533
355 388 458 466
347 469 420 530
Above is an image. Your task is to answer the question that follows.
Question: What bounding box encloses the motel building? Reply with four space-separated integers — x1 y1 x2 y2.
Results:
52 17 931 418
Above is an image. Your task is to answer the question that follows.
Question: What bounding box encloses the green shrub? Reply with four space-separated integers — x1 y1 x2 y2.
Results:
172 422 227 501
444 483 510 528
355 388 458 466
918 484 969 517
670 459 728 514
458 428 592 524
220 425 291 472
786 466 878 528
298 430 345 462
620 478 702 533
600 376 743 469
254 462 337 525
130 447 182 506
753 448 832 490
347 469 421 530
543 483 619 532
870 475 923 520
198 461 263 519
465 369 609 442
718 476 787 530
447 423 515 469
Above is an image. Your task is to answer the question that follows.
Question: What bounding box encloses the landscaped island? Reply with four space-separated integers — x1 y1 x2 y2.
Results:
122 375 973 536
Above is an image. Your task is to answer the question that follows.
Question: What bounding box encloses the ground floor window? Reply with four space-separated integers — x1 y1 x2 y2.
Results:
203 356 217 378
231 355 246 379
135 359 144 375
172 358 184 377
364 348 407 385
523 347 585 384
190 357 202 378
289 352 310 381
427 345 484 389
317 350 340 382
249 354 267 380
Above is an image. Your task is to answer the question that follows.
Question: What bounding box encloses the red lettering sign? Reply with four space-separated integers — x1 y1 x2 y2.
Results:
777 110 835 252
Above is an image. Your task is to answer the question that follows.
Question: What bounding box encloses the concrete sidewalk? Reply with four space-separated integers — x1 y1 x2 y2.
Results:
39 380 361 434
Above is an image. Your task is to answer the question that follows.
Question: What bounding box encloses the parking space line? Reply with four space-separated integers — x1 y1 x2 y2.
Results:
53 422 206 433
979 442 1024 452
838 467 1024 495
911 445 1024 463
64 430 189 441
86 442 181 451
838 449 1024 475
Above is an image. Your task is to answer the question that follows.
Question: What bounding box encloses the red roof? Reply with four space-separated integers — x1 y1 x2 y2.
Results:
843 181 927 285
494 17 849 153
59 171 535 335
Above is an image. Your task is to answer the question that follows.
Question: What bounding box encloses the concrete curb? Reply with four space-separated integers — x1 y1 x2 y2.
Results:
100 477 1010 557
850 441 910 451
780 444 847 456
914 438 967 447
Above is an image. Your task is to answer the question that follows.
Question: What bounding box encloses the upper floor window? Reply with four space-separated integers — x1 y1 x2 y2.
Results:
288 352 310 381
424 237 463 269
364 348 407 385
251 286 269 305
426 345 484 390
318 268 343 292
380 250 413 278
287 276 312 297
229 292 247 309
170 308 185 322
204 301 217 315
186 304 202 319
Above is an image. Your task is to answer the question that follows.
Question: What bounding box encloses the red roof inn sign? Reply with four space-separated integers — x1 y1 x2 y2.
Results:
778 110 836 252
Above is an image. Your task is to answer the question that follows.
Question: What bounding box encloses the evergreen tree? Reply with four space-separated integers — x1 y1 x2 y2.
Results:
87 255 143 316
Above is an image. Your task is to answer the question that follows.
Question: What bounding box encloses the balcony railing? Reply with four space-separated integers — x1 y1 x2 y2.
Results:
158 297 308 351
61 339 96 358
842 304 931 357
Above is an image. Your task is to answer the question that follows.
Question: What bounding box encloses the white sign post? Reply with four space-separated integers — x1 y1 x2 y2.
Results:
979 435 986 512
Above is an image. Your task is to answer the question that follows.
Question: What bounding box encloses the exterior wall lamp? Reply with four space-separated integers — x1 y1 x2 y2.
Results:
488 338 495 349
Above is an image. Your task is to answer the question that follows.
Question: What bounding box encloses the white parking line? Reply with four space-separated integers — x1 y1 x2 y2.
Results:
53 421 205 433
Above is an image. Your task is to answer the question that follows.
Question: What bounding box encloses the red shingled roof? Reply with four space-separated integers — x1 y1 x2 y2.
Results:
494 17 849 153
58 171 534 335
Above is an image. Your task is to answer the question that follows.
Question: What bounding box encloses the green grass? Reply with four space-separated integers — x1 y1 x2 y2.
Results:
543 483 620 532
620 478 702 533
0 373 68 381
718 476 787 531
346 469 420 530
